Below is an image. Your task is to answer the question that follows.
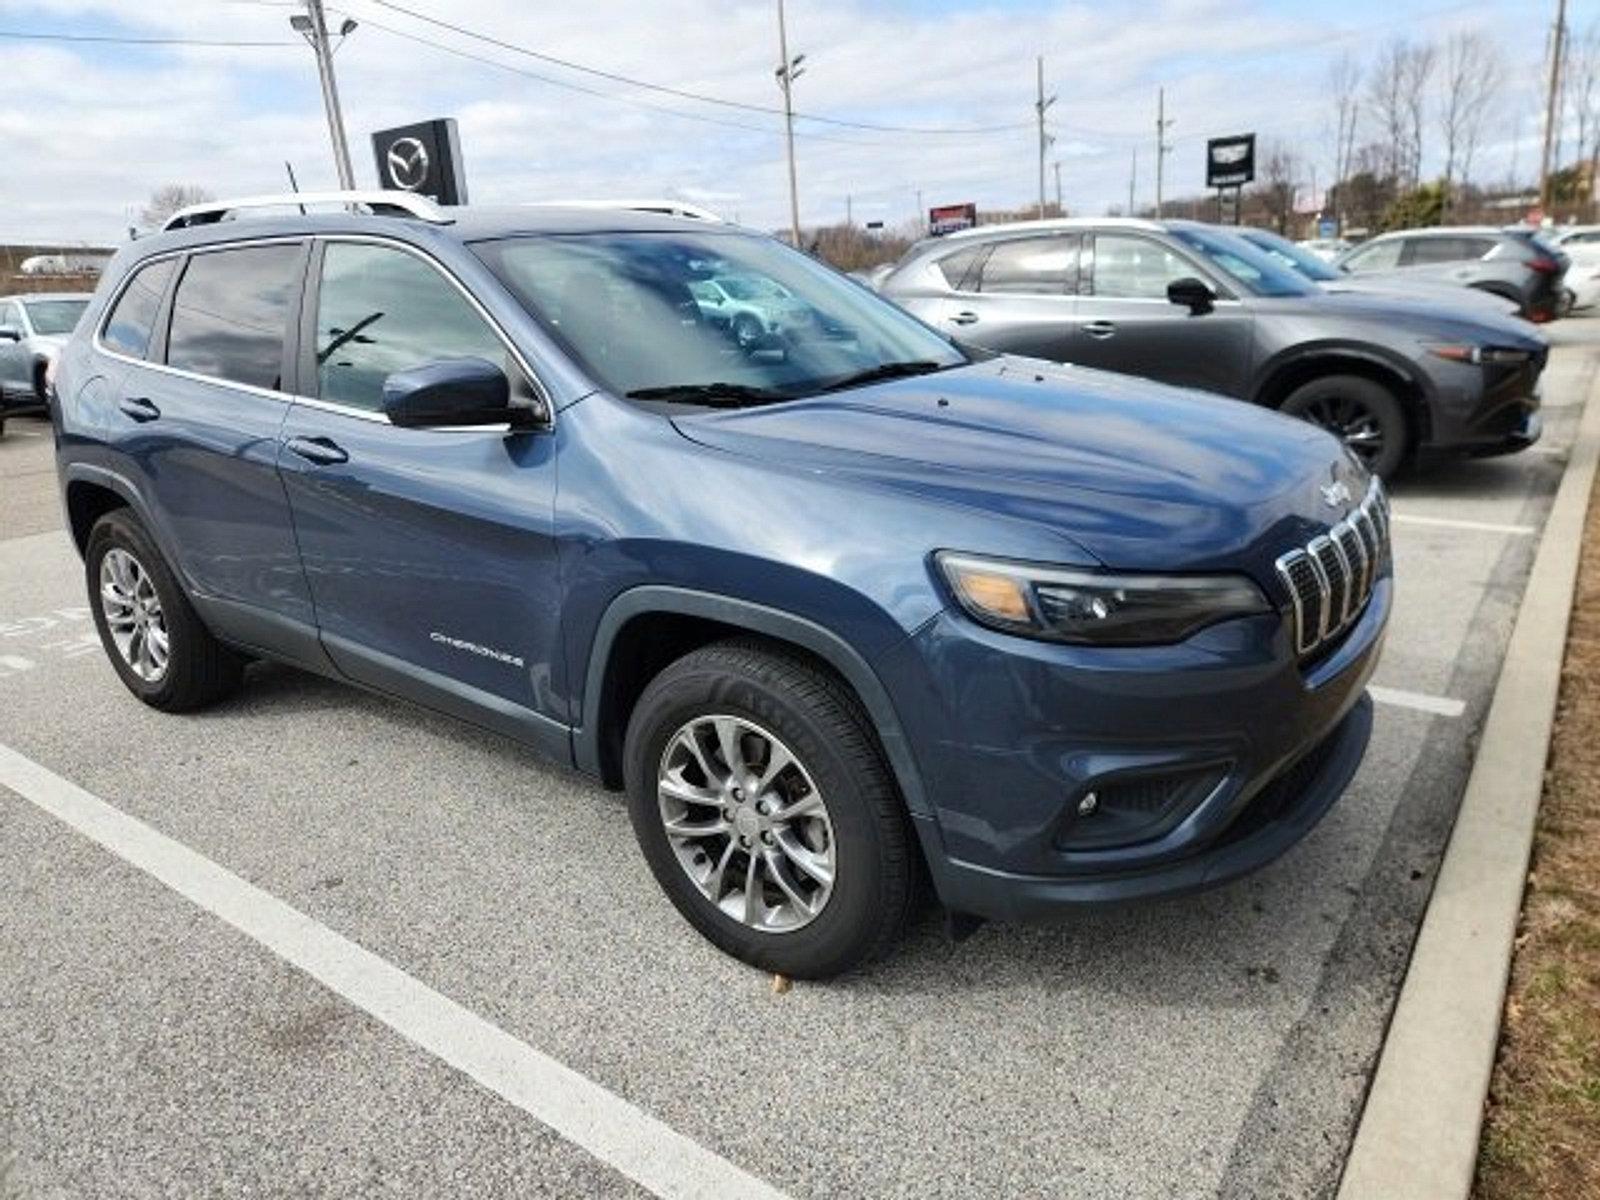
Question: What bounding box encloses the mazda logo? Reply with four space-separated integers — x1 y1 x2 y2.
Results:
386 137 429 191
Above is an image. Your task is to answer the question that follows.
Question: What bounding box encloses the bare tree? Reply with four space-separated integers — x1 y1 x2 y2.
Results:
1439 30 1505 216
1368 38 1436 187
1329 53 1363 226
1567 23 1600 212
138 184 214 231
1401 41 1437 187
1254 141 1300 233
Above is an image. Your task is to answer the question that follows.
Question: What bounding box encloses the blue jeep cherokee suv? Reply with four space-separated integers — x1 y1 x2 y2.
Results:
52 193 1390 978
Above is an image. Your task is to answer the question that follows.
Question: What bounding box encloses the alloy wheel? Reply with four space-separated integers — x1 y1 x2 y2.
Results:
1300 393 1384 466
100 547 170 682
656 714 836 933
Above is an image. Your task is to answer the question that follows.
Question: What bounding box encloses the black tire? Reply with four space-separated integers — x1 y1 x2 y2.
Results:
85 509 245 711
1279 374 1409 480
33 361 49 406
732 313 763 351
623 638 916 978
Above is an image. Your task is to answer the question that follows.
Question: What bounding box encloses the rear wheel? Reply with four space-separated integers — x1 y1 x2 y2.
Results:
86 509 245 710
623 639 915 978
1279 374 1408 480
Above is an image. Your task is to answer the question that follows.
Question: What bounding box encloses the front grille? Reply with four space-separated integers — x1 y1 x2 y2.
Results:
1275 479 1389 658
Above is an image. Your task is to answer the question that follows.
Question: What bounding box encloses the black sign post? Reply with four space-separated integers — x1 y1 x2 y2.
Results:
371 118 468 205
1206 133 1255 225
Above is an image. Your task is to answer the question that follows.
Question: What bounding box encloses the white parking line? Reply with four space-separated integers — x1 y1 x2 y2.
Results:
0 742 789 1200
1369 686 1467 718
1388 513 1536 537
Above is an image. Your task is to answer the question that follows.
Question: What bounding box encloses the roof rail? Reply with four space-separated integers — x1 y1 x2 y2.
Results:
523 199 725 222
161 191 451 232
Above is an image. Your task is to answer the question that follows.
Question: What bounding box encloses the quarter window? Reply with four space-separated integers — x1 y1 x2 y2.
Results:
314 242 514 412
1342 239 1403 272
101 258 177 360
977 236 1077 294
166 245 303 390
1090 235 1193 299
936 244 987 290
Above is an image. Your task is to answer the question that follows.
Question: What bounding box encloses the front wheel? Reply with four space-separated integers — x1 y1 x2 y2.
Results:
623 639 916 978
1279 374 1408 480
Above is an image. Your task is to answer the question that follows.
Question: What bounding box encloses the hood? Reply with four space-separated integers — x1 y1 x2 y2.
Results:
1322 276 1521 319
671 358 1362 575
1258 289 1543 347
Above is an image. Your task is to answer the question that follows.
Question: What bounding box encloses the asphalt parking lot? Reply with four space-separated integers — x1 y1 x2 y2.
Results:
1 323 1595 1200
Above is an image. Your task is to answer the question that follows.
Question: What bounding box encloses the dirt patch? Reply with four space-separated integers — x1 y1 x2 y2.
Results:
1475 467 1600 1199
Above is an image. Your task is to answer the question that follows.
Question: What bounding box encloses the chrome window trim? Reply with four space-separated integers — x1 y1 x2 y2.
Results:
90 231 552 436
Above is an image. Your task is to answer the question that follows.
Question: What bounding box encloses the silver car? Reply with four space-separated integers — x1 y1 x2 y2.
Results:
1334 227 1566 322
0 292 90 433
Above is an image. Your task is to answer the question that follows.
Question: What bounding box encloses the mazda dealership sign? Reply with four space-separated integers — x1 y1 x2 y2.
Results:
372 118 468 205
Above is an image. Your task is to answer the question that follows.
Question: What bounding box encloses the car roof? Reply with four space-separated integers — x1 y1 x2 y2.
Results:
1368 225 1507 240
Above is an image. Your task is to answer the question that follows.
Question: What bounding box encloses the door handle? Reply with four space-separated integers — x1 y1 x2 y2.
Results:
1082 320 1117 339
285 435 349 466
117 396 160 423
948 310 980 325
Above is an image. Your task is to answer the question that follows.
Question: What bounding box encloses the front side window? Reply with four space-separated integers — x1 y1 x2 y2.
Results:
166 244 303 390
315 242 517 412
976 236 1077 295
0 302 21 334
474 231 966 404
1090 235 1196 299
101 258 177 359
24 298 88 336
1343 239 1403 273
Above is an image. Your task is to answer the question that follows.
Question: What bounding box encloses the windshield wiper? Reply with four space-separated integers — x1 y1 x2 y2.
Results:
811 360 952 394
625 382 792 407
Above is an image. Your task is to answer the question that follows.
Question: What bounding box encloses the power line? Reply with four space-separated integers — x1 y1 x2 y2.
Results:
361 0 1032 136
0 28 296 47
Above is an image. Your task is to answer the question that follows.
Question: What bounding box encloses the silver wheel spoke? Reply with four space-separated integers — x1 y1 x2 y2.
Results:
99 548 170 684
753 743 794 794
742 852 763 925
659 770 721 810
763 849 813 915
772 792 824 823
775 828 833 887
705 841 737 900
711 717 746 778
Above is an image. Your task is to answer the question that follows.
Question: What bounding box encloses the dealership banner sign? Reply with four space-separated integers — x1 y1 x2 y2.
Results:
372 118 468 205
929 202 977 235
1206 134 1256 189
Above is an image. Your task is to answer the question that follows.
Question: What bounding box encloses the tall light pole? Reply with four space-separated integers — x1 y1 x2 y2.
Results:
1053 160 1063 215
775 1 804 247
1035 57 1056 218
1539 0 1569 214
1154 87 1173 218
291 0 357 190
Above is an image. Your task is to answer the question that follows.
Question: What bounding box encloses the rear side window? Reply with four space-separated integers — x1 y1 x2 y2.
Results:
166 244 303 391
1405 237 1493 266
977 236 1078 295
101 258 177 359
314 242 513 412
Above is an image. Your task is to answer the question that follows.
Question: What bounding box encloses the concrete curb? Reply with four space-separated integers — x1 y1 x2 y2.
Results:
1337 373 1600 1199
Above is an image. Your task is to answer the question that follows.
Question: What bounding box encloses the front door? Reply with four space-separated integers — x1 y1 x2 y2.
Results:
1071 232 1255 397
933 233 1081 362
276 238 566 754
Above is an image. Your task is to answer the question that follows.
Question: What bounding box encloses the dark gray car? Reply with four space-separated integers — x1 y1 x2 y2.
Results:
880 218 1547 478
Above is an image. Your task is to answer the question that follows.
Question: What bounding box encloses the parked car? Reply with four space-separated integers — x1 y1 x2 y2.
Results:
0 291 90 435
54 192 1390 977
1333 226 1567 322
1236 227 1522 319
1550 224 1600 248
1561 242 1600 312
687 273 818 348
880 217 1546 479
1297 237 1352 262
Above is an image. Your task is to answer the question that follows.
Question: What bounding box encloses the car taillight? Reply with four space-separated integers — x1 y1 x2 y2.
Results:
1529 256 1560 274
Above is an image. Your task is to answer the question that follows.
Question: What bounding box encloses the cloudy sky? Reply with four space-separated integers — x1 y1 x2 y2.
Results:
0 0 1592 244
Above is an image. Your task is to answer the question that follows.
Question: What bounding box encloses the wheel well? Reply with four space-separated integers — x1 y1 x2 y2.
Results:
65 481 127 555
591 613 861 790
1255 355 1428 449
32 358 48 400
1468 280 1521 303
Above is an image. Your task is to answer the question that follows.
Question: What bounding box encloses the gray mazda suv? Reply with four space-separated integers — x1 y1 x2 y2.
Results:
880 218 1546 478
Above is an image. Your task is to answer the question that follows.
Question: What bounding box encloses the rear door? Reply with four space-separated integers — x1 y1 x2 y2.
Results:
1398 235 1497 284
930 233 1080 360
276 237 566 754
108 240 320 659
1069 232 1255 397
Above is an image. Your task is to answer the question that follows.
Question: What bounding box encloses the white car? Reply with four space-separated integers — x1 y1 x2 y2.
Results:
1561 242 1600 312
1297 237 1353 262
0 292 90 435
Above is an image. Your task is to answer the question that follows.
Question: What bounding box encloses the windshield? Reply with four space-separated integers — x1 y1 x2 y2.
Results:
473 231 966 404
1237 229 1340 282
1168 227 1318 297
23 298 88 336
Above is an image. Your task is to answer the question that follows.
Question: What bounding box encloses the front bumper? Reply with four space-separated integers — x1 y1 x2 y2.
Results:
877 573 1389 922
1421 347 1546 457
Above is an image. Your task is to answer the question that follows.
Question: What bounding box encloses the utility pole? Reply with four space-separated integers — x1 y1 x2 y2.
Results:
1539 0 1569 214
291 0 356 189
1053 160 1063 215
1154 88 1173 219
915 187 923 233
1129 147 1137 214
1035 57 1056 219
845 193 853 227
775 0 805 247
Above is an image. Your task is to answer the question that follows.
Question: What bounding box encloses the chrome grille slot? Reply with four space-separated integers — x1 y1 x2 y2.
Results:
1274 479 1389 660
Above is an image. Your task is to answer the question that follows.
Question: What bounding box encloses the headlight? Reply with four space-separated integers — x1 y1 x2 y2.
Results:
935 552 1271 646
1425 344 1534 366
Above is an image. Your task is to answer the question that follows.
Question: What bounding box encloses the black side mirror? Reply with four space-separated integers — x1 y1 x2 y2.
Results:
1167 277 1216 315
382 357 534 430
0 325 20 343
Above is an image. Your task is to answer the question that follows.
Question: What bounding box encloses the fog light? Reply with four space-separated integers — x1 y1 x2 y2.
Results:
1077 791 1099 817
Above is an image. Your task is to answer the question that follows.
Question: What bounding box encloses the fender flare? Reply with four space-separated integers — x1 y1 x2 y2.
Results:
574 585 932 819
60 462 185 576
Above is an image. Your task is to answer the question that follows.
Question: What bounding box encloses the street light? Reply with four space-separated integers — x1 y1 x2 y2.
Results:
290 1 356 189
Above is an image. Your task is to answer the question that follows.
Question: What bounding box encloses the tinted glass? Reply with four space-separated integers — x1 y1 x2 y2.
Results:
1167 227 1314 297
1407 237 1491 265
977 236 1076 294
1342 238 1403 272
475 232 965 403
316 242 511 411
1091 235 1198 299
167 245 302 389
1238 228 1339 281
102 258 177 359
24 298 89 336
936 244 986 290
0 302 19 331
